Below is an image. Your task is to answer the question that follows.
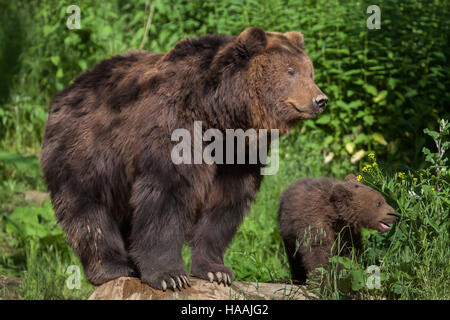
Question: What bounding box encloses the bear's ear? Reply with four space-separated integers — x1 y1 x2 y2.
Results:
209 27 266 76
345 174 358 182
284 31 305 49
330 183 352 205
234 26 267 60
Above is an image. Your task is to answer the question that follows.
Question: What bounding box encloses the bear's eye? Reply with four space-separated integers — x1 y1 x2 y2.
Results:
287 68 296 76
376 201 382 207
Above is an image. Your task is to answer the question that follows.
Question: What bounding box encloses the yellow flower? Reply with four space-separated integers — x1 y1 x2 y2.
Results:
362 164 372 172
356 175 362 181
431 187 435 191
413 177 417 181
368 152 375 159
398 172 405 179
372 162 378 167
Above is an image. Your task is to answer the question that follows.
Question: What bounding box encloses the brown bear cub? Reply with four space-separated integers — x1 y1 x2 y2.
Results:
41 27 328 290
278 174 398 283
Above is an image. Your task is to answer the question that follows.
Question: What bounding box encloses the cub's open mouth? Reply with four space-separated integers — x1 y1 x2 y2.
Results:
379 221 392 232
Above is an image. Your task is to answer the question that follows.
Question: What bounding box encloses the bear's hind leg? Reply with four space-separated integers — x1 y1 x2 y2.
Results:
283 237 308 284
298 239 332 280
57 199 135 285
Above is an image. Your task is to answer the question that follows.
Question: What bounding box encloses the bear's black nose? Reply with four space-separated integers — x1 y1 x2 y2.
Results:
313 94 328 109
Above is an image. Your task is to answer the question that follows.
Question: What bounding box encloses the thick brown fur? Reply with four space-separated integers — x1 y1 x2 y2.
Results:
41 27 327 289
278 174 398 284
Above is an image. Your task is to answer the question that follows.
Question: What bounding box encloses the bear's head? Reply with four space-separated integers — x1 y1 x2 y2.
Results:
329 174 399 232
210 27 328 132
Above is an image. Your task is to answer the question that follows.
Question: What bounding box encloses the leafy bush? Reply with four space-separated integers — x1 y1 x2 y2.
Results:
0 196 94 299
5 200 64 247
0 151 43 190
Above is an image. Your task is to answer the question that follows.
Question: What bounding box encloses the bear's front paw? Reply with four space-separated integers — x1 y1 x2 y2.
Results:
141 269 191 291
191 263 233 286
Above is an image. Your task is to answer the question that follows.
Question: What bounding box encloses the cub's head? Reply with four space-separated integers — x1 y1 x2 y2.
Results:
211 27 328 131
330 174 399 232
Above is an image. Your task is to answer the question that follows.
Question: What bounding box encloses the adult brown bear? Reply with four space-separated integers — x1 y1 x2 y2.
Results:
41 27 327 290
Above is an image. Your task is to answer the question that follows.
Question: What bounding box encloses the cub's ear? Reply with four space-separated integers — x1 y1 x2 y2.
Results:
234 26 267 60
330 183 352 205
284 31 305 49
345 174 358 182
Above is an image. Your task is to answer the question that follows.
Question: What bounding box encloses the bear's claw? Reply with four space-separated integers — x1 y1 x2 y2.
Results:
160 277 183 291
160 275 191 291
142 268 190 291
206 271 231 286
182 275 191 287
192 261 233 286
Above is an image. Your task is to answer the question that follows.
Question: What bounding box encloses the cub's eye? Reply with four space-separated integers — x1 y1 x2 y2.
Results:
376 201 382 207
287 68 296 75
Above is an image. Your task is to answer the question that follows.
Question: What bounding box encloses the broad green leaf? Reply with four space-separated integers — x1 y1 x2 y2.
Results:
78 60 87 70
374 90 388 103
351 270 366 291
50 56 60 66
363 115 375 125
363 84 378 96
56 68 64 78
351 149 365 163
345 142 355 154
347 100 363 109
423 128 440 140
316 114 331 124
372 133 388 145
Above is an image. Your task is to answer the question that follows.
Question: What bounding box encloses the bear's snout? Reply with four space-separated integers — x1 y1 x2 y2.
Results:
313 94 328 111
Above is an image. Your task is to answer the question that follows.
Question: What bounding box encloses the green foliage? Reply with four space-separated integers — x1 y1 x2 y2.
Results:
422 119 449 170
5 200 63 244
0 191 94 299
0 151 44 189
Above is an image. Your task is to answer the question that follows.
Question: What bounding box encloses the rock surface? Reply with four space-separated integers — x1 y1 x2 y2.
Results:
88 277 315 300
